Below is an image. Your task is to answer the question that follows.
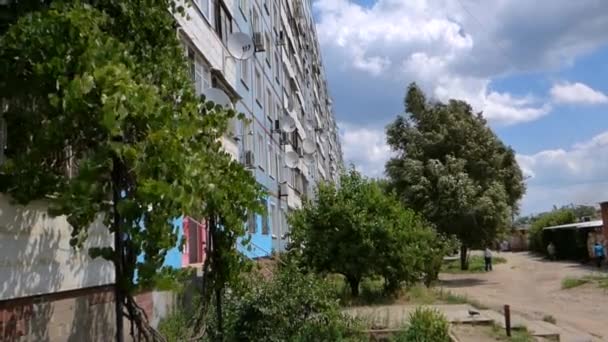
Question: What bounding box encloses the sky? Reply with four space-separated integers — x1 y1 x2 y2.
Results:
312 0 608 215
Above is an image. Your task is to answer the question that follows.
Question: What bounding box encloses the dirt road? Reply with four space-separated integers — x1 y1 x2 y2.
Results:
440 252 608 340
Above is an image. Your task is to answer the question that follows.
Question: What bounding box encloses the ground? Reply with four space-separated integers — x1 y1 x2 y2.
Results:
440 252 608 340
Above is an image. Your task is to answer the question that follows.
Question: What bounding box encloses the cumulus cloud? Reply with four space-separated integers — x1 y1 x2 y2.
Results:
550 82 608 105
517 131 608 214
314 0 608 126
339 123 391 178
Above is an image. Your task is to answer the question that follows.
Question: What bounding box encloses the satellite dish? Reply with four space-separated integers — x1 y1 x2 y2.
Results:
302 138 315 155
203 87 232 108
227 33 255 60
285 151 299 169
281 115 296 133
303 153 315 165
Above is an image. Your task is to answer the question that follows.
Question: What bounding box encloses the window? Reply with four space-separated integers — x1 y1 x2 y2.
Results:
269 144 277 179
252 8 260 33
261 199 269 235
273 3 279 33
239 0 248 19
215 1 232 45
276 103 281 121
257 133 266 169
274 51 280 83
188 47 211 95
275 150 280 181
247 212 256 234
195 0 211 19
270 204 279 237
241 59 249 87
264 0 270 15
266 88 273 118
255 68 262 105
265 32 272 67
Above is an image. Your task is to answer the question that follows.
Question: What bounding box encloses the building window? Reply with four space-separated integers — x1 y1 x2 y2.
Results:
252 8 260 33
269 144 278 179
275 150 280 181
239 0 248 20
266 88 273 119
265 32 272 67
270 204 278 237
261 199 269 235
257 133 266 170
255 68 262 105
264 0 270 15
273 3 279 33
274 51 280 83
215 0 233 46
247 212 256 234
188 47 211 95
241 59 249 87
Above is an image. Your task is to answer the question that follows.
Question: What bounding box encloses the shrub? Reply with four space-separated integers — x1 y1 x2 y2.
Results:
157 308 189 342
206 262 365 341
395 307 451 342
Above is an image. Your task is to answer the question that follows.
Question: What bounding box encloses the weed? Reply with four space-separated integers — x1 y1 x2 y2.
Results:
442 255 507 273
561 277 589 289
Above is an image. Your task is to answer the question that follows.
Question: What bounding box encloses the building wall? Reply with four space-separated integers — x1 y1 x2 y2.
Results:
0 195 114 301
176 0 343 259
0 285 175 341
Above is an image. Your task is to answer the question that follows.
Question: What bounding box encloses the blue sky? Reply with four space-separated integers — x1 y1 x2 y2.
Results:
312 0 608 215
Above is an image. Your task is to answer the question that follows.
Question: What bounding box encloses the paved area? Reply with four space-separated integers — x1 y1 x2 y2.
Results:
440 252 607 341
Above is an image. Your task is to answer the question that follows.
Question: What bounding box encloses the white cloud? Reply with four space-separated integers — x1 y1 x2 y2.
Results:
550 82 608 105
315 0 608 127
517 131 608 214
339 123 391 178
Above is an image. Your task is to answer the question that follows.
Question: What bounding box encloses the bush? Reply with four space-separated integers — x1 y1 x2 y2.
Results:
157 308 189 342
206 262 365 341
394 307 451 342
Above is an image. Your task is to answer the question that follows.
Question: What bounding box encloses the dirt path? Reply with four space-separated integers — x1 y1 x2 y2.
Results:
439 252 608 340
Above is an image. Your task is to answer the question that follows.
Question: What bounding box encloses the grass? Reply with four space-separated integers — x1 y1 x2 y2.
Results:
490 324 535 342
442 255 507 273
561 274 608 289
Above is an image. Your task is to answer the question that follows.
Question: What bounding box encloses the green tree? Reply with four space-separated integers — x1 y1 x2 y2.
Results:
528 209 576 253
0 2 262 340
386 83 525 270
289 169 445 296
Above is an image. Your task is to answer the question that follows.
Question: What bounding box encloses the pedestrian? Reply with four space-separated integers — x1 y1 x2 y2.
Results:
484 247 493 271
594 242 605 268
547 242 556 261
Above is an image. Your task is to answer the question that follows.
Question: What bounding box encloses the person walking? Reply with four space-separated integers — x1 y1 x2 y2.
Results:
484 247 493 271
547 242 556 261
594 242 605 268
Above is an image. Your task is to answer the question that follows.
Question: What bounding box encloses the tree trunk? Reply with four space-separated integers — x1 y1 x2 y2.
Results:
112 158 124 342
346 275 360 297
460 245 469 270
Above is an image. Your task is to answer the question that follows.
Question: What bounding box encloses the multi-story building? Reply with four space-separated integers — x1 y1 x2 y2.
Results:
174 0 343 261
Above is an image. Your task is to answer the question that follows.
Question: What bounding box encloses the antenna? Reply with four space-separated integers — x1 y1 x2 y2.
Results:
285 151 299 169
281 115 296 133
302 138 315 155
202 87 232 108
227 33 255 60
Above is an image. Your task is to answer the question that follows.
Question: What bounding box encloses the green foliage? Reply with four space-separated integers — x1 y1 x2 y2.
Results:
206 262 365 342
528 209 575 253
442 255 507 273
394 307 450 342
289 168 451 296
158 308 189 342
0 1 263 337
386 83 525 269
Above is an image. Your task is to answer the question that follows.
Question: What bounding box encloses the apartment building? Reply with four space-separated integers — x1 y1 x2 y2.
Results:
174 0 343 260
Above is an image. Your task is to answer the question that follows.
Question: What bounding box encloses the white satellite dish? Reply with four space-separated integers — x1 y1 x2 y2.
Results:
303 153 315 165
227 32 255 60
302 138 316 155
285 151 299 169
281 115 296 133
203 87 232 108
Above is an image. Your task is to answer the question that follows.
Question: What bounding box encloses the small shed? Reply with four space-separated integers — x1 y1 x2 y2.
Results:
543 220 603 259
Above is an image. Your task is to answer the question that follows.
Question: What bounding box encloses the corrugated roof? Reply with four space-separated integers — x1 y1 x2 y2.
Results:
543 220 603 230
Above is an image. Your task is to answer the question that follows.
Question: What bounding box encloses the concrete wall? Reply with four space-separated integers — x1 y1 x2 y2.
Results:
0 195 114 301
0 286 175 341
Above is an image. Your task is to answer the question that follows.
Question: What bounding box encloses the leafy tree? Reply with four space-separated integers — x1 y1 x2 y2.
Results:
0 2 262 340
386 83 525 270
528 209 576 253
289 169 445 296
